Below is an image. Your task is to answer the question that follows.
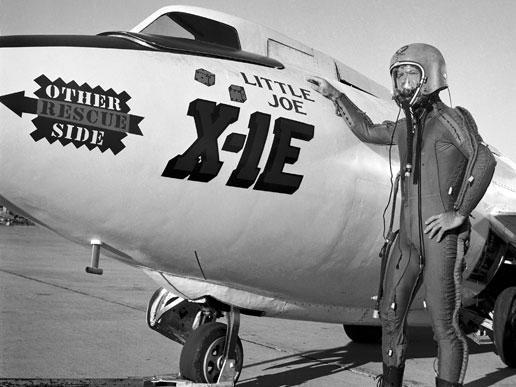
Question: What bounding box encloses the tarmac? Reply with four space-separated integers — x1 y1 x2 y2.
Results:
1 225 516 386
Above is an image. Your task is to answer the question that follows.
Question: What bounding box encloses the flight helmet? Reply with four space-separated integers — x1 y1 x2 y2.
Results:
389 43 448 107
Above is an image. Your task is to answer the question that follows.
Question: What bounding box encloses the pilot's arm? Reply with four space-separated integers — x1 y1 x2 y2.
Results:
307 76 398 145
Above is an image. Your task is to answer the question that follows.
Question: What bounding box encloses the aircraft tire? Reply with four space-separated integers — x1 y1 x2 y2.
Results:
179 322 244 383
343 324 382 344
493 286 516 368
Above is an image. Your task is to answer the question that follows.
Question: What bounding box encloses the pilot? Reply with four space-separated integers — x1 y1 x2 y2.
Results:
307 43 496 387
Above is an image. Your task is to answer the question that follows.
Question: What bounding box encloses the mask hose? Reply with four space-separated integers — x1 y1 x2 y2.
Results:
399 100 414 179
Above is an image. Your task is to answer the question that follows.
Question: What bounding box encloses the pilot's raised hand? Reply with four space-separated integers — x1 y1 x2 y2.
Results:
306 76 341 101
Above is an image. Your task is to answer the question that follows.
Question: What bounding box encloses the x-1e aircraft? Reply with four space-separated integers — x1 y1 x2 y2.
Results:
2 5 516 385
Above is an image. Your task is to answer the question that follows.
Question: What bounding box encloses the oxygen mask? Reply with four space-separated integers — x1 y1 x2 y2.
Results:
399 77 418 97
392 64 423 107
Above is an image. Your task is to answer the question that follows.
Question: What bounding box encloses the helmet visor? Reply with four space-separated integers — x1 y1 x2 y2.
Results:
392 64 422 99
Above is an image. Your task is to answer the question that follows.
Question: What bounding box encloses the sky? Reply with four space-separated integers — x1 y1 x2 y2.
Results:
1 0 516 161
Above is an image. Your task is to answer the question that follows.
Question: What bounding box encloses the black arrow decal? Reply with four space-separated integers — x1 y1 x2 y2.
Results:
0 91 38 117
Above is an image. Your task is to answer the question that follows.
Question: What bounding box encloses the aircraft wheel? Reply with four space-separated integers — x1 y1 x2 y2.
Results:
179 322 244 383
343 324 382 343
493 286 516 368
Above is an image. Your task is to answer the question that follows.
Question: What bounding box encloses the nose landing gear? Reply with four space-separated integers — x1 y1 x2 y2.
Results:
179 320 244 383
147 288 244 385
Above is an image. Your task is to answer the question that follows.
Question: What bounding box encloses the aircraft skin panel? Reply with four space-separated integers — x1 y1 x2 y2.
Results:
477 153 516 245
143 268 431 326
488 214 516 245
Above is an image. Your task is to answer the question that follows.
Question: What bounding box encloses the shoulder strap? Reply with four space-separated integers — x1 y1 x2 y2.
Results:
444 106 481 212
435 104 469 145
456 106 486 144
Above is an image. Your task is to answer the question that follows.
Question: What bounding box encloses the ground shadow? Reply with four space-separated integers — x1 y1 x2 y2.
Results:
239 343 380 387
238 326 510 387
464 368 516 387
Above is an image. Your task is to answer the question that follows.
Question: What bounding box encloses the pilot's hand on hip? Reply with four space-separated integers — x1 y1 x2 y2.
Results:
424 211 467 243
306 76 341 101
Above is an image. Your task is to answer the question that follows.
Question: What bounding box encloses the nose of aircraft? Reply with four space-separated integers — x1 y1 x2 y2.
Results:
0 32 393 312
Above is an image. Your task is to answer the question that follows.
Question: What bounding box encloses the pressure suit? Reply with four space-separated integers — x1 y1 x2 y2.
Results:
331 44 496 387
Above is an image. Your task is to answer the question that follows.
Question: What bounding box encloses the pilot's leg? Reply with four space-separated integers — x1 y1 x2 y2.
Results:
423 230 468 387
379 232 423 386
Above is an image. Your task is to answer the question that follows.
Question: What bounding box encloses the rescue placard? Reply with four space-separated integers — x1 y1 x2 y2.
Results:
0 75 144 154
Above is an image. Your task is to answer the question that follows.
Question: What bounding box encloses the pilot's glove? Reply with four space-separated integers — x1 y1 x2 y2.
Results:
307 75 358 128
306 76 341 101
424 211 467 243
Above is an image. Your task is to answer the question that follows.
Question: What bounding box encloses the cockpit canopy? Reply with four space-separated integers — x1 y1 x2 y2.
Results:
136 11 241 50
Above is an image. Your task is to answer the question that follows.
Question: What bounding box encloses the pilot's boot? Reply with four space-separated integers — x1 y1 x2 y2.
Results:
375 363 404 387
435 377 462 387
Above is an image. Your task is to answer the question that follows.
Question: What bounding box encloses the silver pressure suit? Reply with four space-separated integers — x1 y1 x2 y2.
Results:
334 94 496 384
